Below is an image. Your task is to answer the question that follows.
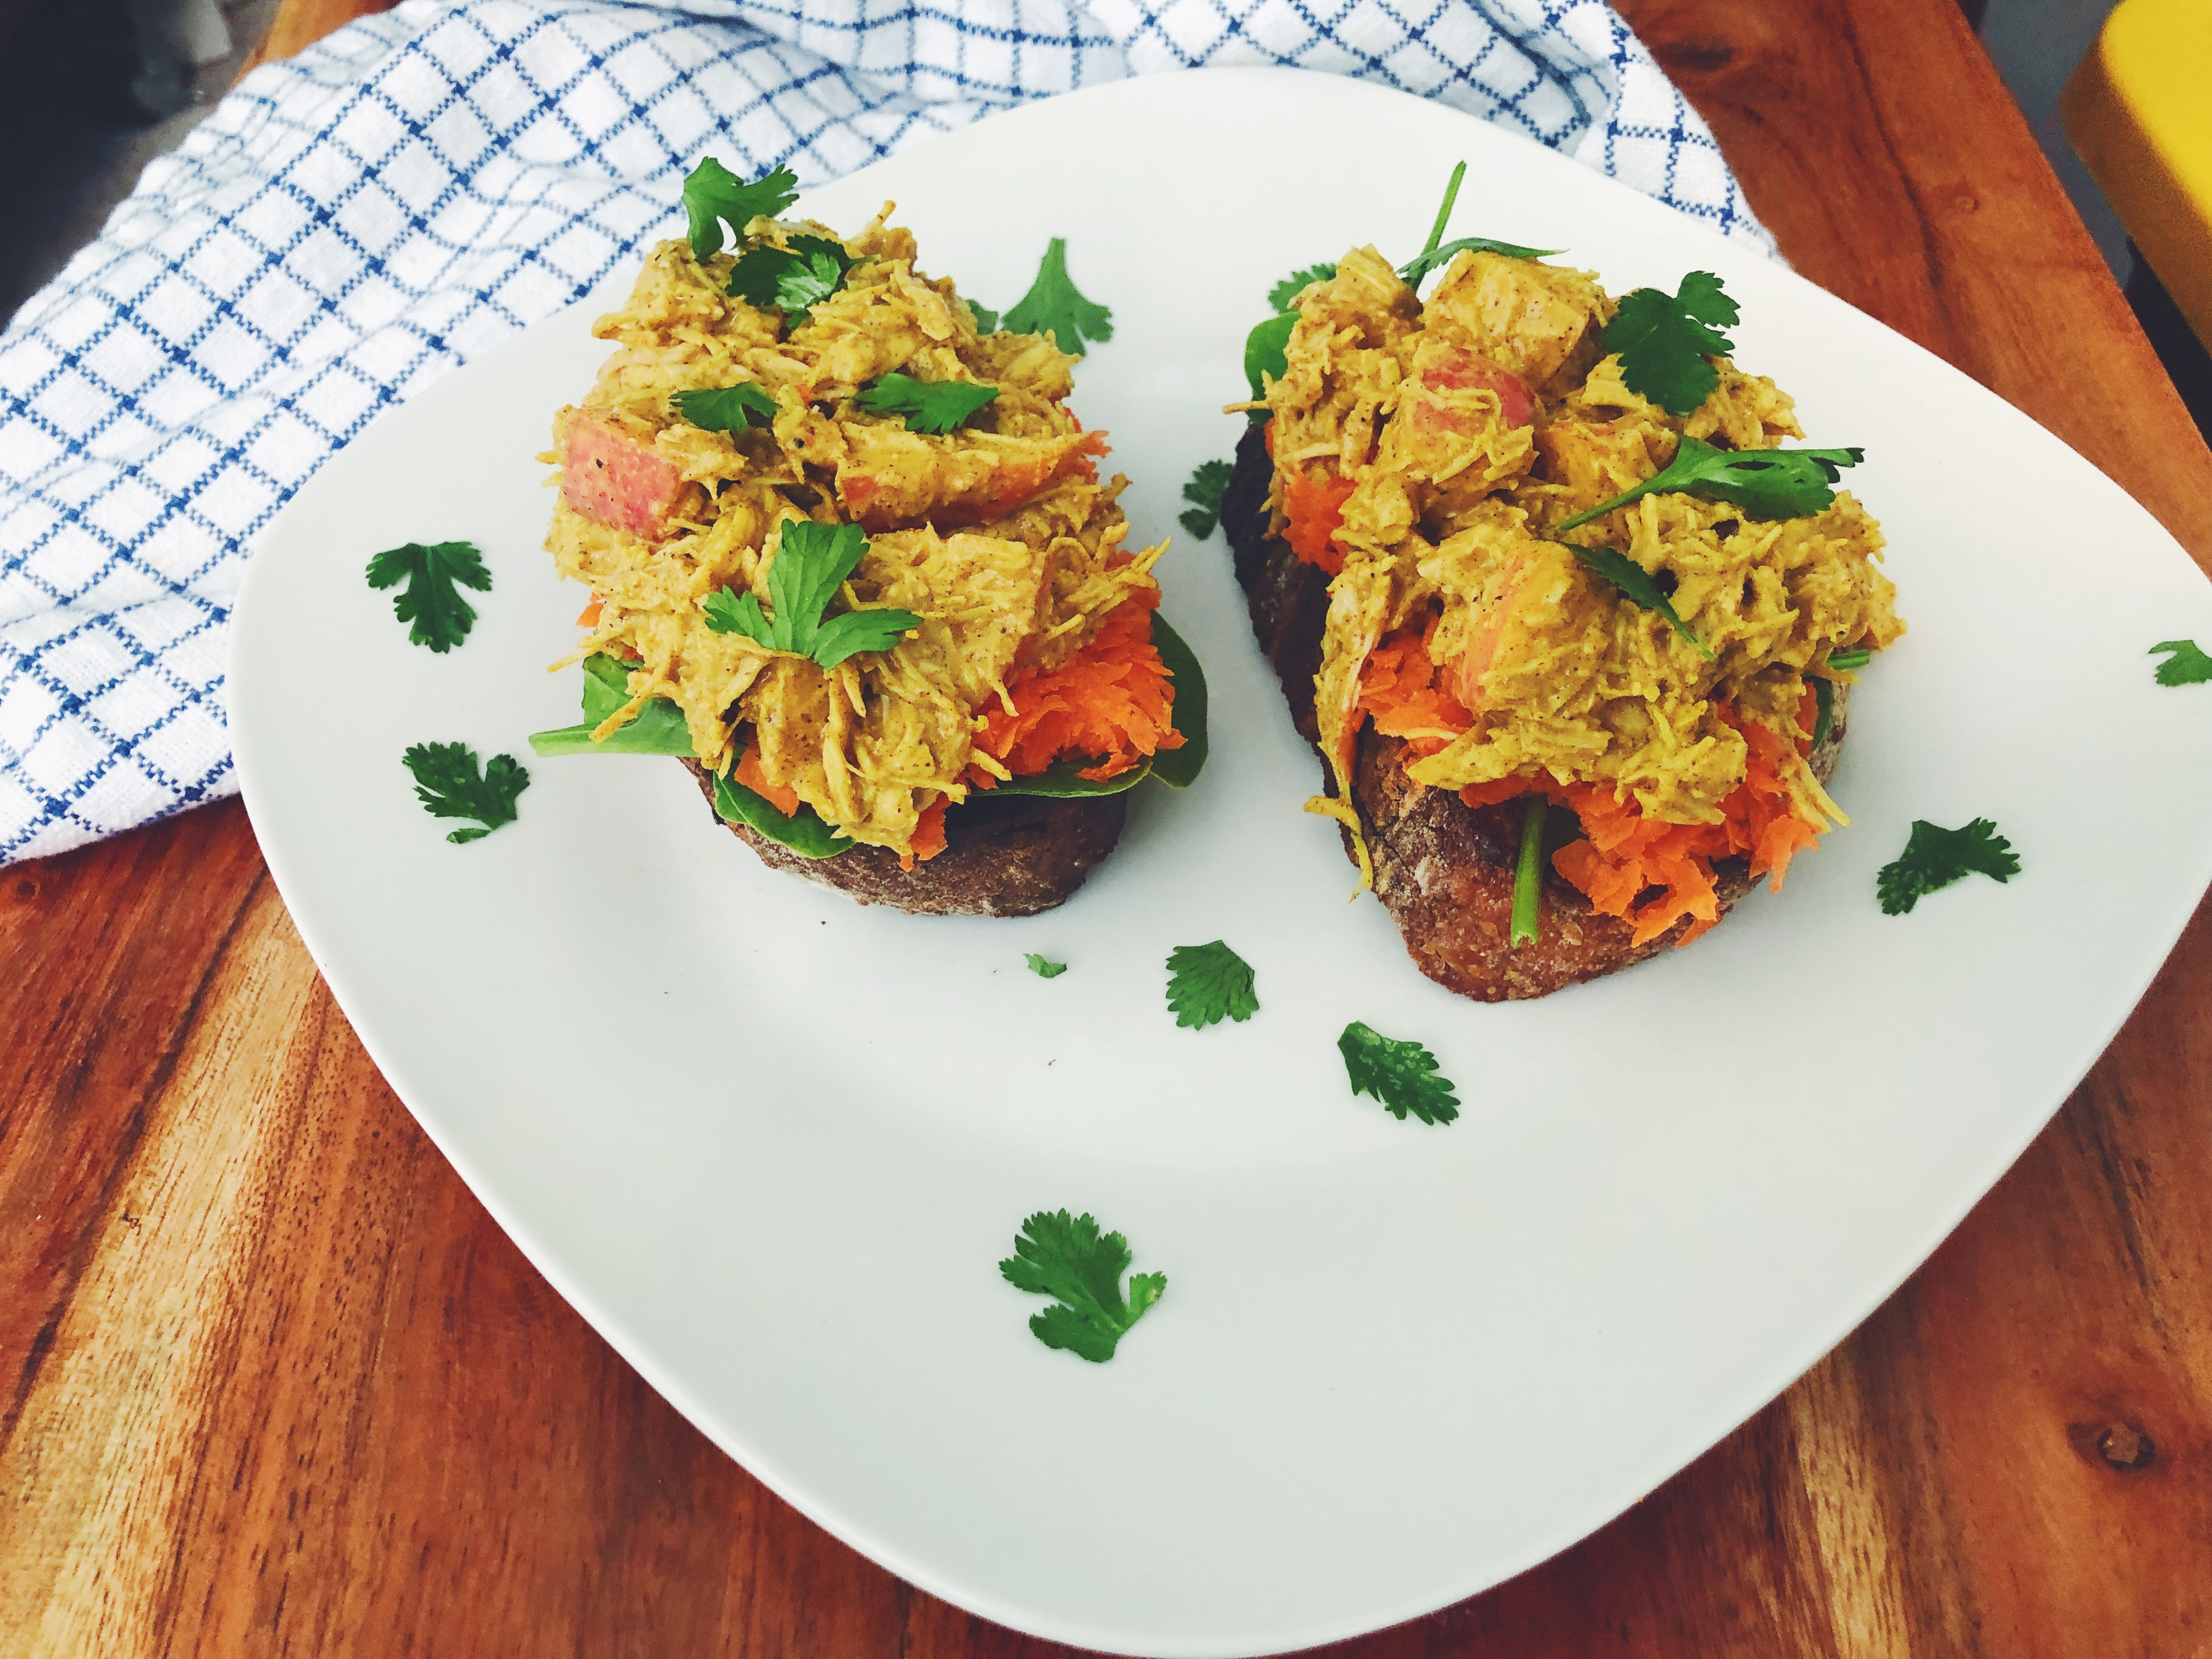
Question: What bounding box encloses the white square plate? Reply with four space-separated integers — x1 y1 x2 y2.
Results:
230 68 2212 1658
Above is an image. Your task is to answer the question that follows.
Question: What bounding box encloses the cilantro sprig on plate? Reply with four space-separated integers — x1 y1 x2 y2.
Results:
366 540 492 653
1165 940 1258 1029
1025 954 1068 980
1605 272 1739 415
1338 1022 1460 1125
854 373 999 435
403 741 528 843
1000 1210 1166 1363
2151 639 2212 686
1001 238 1113 356
1178 459 1232 539
1877 819 2021 915
1267 262 1338 313
702 520 921 669
1555 435 1864 534
682 158 798 261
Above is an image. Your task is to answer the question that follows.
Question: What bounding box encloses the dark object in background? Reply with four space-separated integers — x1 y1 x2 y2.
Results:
2125 247 2212 443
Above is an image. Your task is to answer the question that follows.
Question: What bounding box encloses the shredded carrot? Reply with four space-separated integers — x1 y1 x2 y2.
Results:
1447 696 1829 948
968 588 1183 785
577 595 603 627
736 740 800 816
898 794 949 872
1356 627 1473 757
1283 472 1355 575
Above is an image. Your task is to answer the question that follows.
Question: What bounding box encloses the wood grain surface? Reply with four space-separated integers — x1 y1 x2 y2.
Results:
7 1 2212 1654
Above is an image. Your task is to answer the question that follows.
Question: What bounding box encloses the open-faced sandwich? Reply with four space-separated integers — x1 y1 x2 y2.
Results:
530 160 1204 916
1223 167 1902 998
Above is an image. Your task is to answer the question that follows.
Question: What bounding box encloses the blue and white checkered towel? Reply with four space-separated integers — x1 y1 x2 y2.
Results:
0 0 1769 866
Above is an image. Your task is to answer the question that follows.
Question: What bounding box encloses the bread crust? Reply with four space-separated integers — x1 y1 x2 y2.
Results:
1222 425 1846 1000
681 759 1126 917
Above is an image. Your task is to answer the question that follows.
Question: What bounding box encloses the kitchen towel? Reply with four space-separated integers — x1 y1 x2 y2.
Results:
0 0 1769 864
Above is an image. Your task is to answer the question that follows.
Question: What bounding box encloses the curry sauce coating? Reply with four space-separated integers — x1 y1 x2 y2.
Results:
1271 243 1904 832
543 208 1163 855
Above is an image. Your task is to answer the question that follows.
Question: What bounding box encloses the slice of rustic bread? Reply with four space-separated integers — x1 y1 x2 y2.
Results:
681 759 1126 917
1222 425 1846 1001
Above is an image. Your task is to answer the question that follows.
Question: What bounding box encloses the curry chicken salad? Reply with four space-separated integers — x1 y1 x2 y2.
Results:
1227 182 1903 995
534 162 1201 912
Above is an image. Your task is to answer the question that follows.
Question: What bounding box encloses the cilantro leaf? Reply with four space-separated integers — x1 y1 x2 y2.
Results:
1001 237 1113 356
1178 458 1232 539
1876 819 2021 915
701 520 921 669
402 742 528 843
2151 639 2212 686
711 769 852 858
1268 262 1338 313
1606 272 1740 415
672 383 777 432
853 373 999 435
966 297 999 333
998 1210 1165 1363
1338 1022 1460 1125
682 158 799 261
1398 236 1562 290
1556 434 1863 534
528 653 695 757
1025 954 1068 979
1165 939 1258 1029
365 540 492 654
727 235 851 323
1565 544 1715 660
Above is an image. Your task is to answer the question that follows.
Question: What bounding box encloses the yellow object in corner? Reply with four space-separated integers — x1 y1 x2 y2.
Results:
2062 0 2212 350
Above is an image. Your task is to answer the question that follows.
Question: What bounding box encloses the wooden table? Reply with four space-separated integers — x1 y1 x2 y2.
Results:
8 2 2211 1652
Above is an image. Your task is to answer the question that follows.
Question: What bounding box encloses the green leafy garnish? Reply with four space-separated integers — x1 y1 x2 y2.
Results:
1267 262 1338 313
1026 954 1068 979
672 383 777 432
966 297 999 333
1827 646 1874 671
711 769 853 858
1565 544 1714 659
1877 819 2020 916
1605 272 1740 415
402 741 528 843
1511 794 1547 949
1556 434 1863 533
727 235 851 321
1812 675 1837 752
528 653 695 757
365 540 491 654
1001 238 1113 356
1400 236 1561 289
1338 1022 1460 1125
986 611 1208 795
998 1210 1165 1364
701 520 920 669
2151 639 2212 686
682 158 798 261
1178 459 1232 539
1243 312 1296 410
1146 612 1209 789
853 373 999 435
1165 939 1257 1030
985 757 1154 799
